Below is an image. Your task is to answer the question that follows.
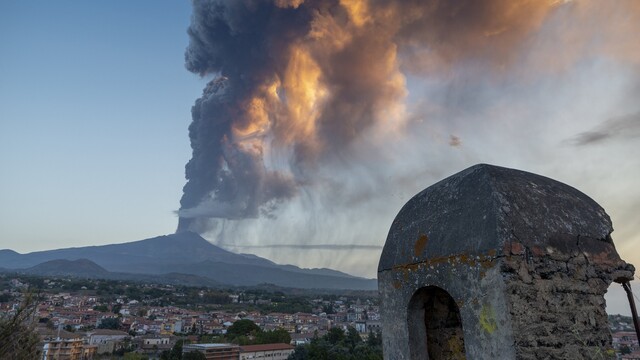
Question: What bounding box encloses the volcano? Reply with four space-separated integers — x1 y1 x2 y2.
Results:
0 232 376 290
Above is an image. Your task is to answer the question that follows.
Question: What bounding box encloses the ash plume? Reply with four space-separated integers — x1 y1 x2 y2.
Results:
177 0 640 233
178 0 410 230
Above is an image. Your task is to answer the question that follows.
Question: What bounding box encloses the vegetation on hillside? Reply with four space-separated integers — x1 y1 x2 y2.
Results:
288 327 382 360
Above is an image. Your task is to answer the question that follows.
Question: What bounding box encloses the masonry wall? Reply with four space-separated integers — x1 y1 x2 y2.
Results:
378 260 517 360
501 237 634 360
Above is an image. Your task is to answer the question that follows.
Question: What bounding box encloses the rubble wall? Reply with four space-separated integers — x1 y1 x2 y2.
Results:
501 237 634 360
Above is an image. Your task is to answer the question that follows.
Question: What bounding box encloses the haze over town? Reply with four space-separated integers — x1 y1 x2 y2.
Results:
1 0 639 317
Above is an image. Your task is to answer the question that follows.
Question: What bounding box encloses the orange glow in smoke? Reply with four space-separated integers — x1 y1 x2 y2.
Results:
279 46 328 146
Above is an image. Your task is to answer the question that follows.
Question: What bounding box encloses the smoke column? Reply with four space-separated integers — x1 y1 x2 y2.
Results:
177 0 410 231
177 0 640 233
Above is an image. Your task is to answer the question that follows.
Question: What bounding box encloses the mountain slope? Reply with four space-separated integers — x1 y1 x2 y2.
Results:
0 232 274 271
24 259 108 277
11 259 221 287
0 232 376 290
178 260 376 289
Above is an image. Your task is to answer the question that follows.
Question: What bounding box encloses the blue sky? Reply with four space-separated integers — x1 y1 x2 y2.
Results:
0 1 205 248
0 1 638 316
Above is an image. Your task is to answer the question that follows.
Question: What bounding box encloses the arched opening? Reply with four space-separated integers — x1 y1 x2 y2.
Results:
408 286 466 360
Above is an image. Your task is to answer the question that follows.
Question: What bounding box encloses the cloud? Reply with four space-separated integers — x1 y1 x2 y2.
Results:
179 0 603 229
569 112 640 146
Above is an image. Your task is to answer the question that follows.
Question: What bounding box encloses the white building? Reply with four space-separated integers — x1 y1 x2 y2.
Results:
239 343 295 360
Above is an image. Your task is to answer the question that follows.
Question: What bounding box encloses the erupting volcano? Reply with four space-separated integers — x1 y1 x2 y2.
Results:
174 1 640 276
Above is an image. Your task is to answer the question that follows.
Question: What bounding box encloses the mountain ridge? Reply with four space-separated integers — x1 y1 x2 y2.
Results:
0 232 376 290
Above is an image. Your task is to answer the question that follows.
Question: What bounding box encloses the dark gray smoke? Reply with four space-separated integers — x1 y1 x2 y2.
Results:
177 1 309 230
177 0 640 233
177 0 410 231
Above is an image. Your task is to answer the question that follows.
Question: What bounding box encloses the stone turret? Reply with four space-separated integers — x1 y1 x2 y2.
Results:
378 164 634 359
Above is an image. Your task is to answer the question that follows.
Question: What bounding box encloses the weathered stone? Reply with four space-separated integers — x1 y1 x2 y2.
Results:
378 164 635 359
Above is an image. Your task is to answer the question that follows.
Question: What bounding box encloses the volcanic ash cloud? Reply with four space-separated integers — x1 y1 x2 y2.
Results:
176 0 640 234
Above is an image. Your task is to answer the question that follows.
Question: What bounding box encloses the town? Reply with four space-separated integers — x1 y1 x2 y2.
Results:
0 273 383 359
2 273 638 359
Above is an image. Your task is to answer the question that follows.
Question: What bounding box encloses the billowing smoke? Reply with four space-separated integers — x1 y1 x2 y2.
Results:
177 0 412 230
176 0 640 247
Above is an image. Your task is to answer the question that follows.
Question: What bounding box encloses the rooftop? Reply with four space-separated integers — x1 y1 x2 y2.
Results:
240 343 295 352
184 343 238 349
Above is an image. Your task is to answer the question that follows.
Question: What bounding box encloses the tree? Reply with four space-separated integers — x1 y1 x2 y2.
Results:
226 319 260 338
256 328 291 345
326 327 345 345
112 303 123 314
0 292 42 360
366 330 382 348
234 335 251 345
345 327 361 349
123 353 149 360
287 345 309 360
322 304 335 314
288 326 382 360
93 304 109 312
620 345 632 355
98 317 121 330
161 340 184 360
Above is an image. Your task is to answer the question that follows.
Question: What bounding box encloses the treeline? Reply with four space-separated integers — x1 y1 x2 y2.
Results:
3 275 315 313
289 327 383 360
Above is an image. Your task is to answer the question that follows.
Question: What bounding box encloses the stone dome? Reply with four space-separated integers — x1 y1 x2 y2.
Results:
378 164 613 272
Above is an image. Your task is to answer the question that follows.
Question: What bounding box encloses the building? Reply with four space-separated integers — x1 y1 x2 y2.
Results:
38 327 97 360
239 343 294 360
378 164 635 359
182 343 240 360
622 352 640 360
87 329 129 355
42 337 97 360
139 335 171 348
613 331 639 351
290 332 315 346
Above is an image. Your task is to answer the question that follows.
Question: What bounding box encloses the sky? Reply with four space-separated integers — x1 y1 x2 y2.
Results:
1 1 639 315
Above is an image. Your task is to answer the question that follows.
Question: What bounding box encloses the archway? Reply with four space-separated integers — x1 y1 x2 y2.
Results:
408 286 466 360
